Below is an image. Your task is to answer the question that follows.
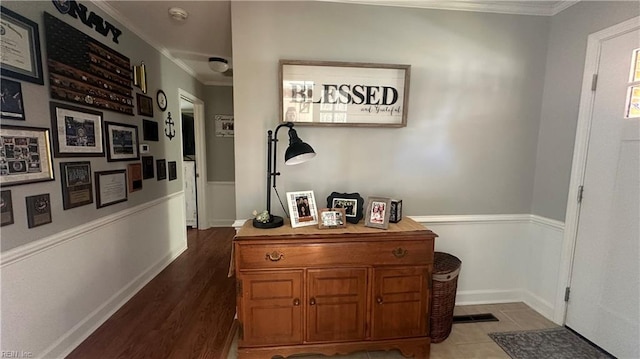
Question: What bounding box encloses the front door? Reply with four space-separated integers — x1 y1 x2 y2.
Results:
565 24 639 358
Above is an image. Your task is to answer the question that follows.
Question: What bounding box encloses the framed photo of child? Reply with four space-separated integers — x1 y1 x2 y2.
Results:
364 197 392 229
286 190 318 228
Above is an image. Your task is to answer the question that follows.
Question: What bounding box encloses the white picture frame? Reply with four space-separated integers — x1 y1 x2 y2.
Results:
286 190 318 228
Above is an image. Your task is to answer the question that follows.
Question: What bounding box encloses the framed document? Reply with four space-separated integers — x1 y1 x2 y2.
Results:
60 161 93 210
0 6 44 85
50 102 104 157
26 193 52 228
95 169 127 208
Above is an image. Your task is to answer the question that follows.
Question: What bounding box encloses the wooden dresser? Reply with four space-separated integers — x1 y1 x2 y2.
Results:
233 217 437 359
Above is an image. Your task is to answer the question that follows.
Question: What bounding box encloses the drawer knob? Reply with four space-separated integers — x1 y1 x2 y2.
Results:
376 296 384 304
310 297 316 305
266 251 284 261
392 247 408 258
293 298 300 306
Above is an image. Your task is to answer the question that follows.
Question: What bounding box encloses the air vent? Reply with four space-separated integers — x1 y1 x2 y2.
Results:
452 313 499 324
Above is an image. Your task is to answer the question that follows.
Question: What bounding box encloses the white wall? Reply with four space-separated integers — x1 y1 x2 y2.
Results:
231 1 549 220
1 194 187 358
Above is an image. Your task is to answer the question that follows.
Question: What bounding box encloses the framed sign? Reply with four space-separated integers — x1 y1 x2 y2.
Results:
26 193 52 228
105 122 139 161
50 102 104 157
1 78 25 120
0 125 54 186
95 169 127 208
286 190 318 228
280 60 410 127
60 161 93 209
0 6 44 85
214 115 234 137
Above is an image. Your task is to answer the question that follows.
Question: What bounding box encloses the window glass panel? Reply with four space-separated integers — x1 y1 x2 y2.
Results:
626 86 640 118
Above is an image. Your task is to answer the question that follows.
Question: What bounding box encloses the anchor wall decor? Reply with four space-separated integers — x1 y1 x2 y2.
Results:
165 112 175 140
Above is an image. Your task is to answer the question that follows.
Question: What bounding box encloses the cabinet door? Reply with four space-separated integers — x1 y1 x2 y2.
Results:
372 266 430 339
307 268 367 342
239 270 303 346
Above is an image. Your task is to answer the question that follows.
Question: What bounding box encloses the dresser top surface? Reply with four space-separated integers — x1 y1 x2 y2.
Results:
235 217 436 241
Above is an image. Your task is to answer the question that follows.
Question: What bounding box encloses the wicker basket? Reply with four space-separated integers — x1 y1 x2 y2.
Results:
430 252 461 343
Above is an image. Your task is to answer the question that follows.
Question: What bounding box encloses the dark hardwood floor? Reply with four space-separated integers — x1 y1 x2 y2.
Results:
67 227 237 359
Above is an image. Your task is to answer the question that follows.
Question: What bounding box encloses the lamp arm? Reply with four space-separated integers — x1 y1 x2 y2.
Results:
271 122 294 190
266 122 294 214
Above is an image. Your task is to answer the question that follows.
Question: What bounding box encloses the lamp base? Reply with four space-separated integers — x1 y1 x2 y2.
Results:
252 215 284 229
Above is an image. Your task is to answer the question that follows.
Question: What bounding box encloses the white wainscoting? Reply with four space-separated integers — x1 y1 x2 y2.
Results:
207 181 236 227
0 193 188 359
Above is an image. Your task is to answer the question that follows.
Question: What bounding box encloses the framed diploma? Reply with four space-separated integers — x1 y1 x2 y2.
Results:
60 161 93 210
0 7 44 85
95 169 127 208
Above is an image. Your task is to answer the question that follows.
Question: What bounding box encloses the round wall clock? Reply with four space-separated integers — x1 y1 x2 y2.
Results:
156 89 167 112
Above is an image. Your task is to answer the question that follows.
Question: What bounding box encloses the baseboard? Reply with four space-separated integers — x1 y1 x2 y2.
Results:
521 290 555 322
221 320 239 359
43 243 188 358
209 219 236 227
455 289 523 306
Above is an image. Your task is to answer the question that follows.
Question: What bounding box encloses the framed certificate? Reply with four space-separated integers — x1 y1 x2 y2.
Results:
0 7 44 85
95 170 127 208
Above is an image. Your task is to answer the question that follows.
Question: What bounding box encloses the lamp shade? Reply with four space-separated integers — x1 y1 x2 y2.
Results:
284 128 316 165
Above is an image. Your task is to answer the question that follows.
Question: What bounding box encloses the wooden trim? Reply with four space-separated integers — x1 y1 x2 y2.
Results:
220 319 239 359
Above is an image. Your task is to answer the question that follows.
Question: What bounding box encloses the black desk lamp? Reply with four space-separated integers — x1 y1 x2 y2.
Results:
253 122 316 228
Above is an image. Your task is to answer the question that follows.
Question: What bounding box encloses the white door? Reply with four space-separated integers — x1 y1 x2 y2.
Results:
184 161 197 227
565 26 640 358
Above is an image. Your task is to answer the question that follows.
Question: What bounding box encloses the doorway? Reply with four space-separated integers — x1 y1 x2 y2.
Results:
179 89 208 230
561 17 639 358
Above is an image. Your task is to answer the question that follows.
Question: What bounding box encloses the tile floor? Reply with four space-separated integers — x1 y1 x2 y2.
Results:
227 302 558 359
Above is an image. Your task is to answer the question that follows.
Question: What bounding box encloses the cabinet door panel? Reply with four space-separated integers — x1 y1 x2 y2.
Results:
240 271 303 346
372 267 429 339
307 268 367 343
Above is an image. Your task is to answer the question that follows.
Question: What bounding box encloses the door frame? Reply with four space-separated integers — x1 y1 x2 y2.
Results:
554 16 640 324
179 89 209 230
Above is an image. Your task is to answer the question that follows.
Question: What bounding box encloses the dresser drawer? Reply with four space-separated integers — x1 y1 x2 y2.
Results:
236 239 433 270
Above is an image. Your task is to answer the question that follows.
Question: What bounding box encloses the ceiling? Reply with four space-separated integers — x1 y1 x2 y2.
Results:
92 0 575 86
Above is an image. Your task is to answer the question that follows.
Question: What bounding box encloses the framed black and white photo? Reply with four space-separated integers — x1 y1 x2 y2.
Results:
326 192 364 224
0 6 44 85
105 121 139 161
0 125 54 187
1 190 14 226
280 60 409 127
50 102 104 157
26 193 52 228
156 159 166 180
318 208 346 229
168 161 177 181
142 155 154 179
286 190 318 228
137 93 154 117
364 197 392 229
95 169 127 208
60 161 93 210
1 78 25 120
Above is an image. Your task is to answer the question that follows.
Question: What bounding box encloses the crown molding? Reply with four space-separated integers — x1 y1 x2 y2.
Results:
89 0 204 84
319 0 580 16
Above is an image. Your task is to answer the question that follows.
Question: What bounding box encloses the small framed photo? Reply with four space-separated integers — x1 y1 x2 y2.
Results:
26 193 52 228
0 125 54 187
168 161 177 181
364 197 392 229
60 161 93 210
137 93 154 117
142 119 159 141
318 208 346 229
95 169 127 208
1 190 14 226
1 78 25 120
214 115 234 137
128 163 143 192
50 102 104 157
0 6 44 85
105 121 140 161
286 190 318 228
156 159 167 180
142 155 154 179
326 192 364 224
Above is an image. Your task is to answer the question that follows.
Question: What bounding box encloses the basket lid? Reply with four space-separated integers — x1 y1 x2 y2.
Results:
433 252 461 274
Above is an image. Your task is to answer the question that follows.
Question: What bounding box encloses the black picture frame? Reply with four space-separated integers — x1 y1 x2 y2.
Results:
1 190 14 226
168 161 177 181
26 193 52 228
0 125 55 187
137 93 154 117
1 78 25 120
60 161 93 210
50 102 104 157
156 159 166 180
0 6 44 85
142 119 159 141
326 192 364 224
142 155 154 179
104 121 140 162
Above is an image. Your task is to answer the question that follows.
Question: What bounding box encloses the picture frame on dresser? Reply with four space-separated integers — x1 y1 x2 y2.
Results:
326 192 364 224
318 208 346 229
364 196 392 229
50 102 104 157
286 190 318 228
